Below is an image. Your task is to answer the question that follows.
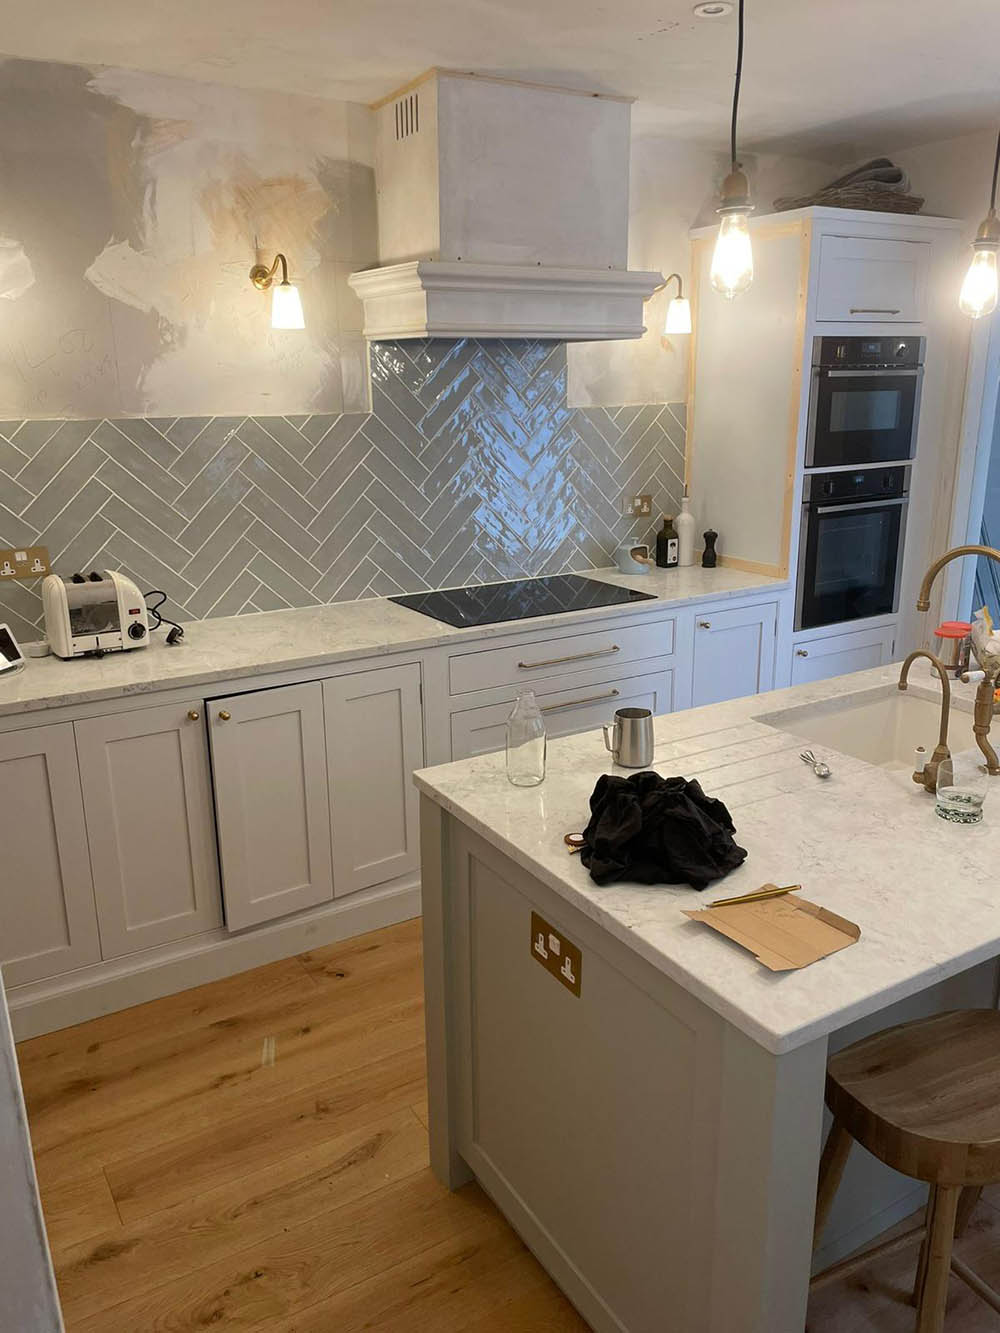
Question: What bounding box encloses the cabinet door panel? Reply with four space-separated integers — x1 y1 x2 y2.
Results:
209 683 333 931
324 664 424 896
0 723 100 986
815 236 929 323
791 625 895 687
75 702 221 958
450 668 675 761
691 603 777 709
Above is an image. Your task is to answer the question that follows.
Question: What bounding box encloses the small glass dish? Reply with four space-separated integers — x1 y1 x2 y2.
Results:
935 749 990 825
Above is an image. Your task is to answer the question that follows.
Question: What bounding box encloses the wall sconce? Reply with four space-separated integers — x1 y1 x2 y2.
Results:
250 253 305 330
662 273 692 334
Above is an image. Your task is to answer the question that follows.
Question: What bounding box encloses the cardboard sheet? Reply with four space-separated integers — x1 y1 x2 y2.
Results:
683 886 861 972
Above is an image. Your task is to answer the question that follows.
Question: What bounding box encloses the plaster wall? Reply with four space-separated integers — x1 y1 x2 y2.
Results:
0 56 376 419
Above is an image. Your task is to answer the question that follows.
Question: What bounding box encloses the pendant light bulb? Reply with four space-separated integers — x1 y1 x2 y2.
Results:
960 128 1000 320
711 192 754 300
711 0 754 300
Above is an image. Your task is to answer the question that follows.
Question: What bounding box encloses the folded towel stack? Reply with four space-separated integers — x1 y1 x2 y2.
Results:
773 157 924 214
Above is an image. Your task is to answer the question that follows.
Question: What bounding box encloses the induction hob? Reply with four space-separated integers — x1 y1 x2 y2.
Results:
389 574 656 629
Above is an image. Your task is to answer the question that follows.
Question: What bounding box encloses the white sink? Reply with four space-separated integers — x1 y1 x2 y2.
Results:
759 687 953 770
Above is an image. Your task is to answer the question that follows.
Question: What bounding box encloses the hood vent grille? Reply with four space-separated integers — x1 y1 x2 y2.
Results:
394 92 419 141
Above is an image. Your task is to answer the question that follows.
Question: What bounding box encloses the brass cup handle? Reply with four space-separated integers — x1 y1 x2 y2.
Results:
796 649 809 658
698 620 711 629
218 710 232 721
187 709 200 720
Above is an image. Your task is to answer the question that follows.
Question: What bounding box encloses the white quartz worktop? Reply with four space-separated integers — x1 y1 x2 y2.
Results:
415 663 998 1056
0 565 785 718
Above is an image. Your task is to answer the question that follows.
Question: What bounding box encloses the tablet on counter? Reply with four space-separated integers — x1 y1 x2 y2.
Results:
0 623 26 673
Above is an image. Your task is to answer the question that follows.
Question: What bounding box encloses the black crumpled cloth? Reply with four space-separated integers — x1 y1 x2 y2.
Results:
580 771 748 890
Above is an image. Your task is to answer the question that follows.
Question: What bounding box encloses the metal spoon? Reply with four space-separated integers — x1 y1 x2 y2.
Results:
800 749 832 779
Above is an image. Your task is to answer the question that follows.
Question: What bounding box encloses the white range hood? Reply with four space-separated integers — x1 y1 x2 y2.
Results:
349 70 662 342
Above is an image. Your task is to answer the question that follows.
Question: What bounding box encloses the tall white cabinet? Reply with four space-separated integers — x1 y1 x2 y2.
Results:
687 206 966 685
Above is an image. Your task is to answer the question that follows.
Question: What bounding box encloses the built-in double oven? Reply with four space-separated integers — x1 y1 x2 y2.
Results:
795 336 923 632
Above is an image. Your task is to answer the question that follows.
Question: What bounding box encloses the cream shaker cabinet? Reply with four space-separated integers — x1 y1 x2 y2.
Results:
75 701 222 957
690 601 778 709
209 681 334 931
0 723 101 986
323 663 424 896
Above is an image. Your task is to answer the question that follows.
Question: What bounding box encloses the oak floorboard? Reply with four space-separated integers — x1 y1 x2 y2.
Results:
23 974 422 1149
54 1109 428 1324
102 1047 427 1223
17 955 313 1080
265 1230 551 1333
461 1280 594 1332
29 997 426 1193
298 916 423 991
70 1175 506 1333
40 1169 121 1257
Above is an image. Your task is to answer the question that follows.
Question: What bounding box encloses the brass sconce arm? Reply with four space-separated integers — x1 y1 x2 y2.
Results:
250 253 290 291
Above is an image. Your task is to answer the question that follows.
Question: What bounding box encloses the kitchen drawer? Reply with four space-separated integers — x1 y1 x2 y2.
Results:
448 616 674 696
815 235 929 323
790 623 896 686
450 664 675 760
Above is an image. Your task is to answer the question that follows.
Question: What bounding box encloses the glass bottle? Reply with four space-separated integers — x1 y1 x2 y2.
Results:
655 516 679 568
506 689 546 787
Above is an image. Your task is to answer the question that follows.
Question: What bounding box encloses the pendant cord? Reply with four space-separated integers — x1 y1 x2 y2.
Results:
730 0 745 169
991 124 1000 213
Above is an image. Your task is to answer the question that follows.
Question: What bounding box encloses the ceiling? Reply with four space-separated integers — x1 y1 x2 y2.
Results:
2 0 998 159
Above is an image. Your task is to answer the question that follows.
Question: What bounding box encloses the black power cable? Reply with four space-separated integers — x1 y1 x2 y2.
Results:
730 0 745 171
143 590 185 645
990 124 1000 212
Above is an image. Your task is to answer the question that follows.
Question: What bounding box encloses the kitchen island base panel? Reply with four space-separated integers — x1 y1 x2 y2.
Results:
423 799 830 1333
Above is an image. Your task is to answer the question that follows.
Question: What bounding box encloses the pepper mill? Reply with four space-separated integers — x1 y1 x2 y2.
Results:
702 530 718 569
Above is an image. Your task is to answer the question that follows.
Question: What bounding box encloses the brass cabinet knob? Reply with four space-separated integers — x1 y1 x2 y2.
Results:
796 649 809 658
698 620 711 629
218 710 232 721
187 709 200 721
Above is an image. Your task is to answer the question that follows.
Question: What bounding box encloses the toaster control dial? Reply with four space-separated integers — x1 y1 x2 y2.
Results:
127 622 147 640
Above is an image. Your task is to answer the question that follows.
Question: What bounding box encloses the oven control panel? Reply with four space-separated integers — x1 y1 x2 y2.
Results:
813 335 924 368
803 465 909 505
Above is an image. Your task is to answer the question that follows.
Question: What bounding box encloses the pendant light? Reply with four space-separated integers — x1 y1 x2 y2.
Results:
959 127 1000 320
710 0 754 300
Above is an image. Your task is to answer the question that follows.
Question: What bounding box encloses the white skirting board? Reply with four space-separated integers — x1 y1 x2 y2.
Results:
7 876 421 1041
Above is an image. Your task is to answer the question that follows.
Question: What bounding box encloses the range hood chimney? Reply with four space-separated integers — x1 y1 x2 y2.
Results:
349 70 662 342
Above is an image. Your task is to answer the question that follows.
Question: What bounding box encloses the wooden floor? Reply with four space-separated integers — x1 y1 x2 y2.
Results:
15 918 1000 1331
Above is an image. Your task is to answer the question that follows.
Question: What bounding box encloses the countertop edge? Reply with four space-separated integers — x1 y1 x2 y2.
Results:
0 569 788 718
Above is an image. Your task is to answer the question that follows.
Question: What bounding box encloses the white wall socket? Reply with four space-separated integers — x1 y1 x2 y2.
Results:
623 493 653 518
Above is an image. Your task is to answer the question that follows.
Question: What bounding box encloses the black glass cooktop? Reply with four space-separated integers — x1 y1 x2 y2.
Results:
390 574 656 629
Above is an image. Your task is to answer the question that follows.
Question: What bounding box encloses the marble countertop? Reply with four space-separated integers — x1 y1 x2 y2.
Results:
415 662 998 1056
0 565 786 717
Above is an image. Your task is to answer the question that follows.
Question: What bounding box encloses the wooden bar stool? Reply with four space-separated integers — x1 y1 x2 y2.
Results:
812 1009 1000 1332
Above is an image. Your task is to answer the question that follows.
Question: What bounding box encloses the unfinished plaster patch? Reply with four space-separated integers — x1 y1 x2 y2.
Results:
84 238 187 325
0 238 35 300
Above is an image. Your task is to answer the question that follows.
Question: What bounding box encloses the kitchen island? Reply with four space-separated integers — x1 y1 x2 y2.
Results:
416 664 1000 1333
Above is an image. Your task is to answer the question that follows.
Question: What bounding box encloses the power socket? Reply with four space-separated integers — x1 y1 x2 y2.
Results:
622 493 653 518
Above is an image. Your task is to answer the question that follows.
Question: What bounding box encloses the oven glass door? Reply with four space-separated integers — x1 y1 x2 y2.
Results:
808 369 921 467
798 498 906 630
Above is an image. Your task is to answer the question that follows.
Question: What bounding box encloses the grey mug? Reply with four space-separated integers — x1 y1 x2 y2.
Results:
603 707 654 768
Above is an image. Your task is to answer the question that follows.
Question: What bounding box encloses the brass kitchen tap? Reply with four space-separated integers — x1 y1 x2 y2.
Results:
898 650 952 791
916 544 1000 775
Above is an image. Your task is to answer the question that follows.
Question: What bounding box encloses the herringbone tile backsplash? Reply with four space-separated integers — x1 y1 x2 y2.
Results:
0 338 685 641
